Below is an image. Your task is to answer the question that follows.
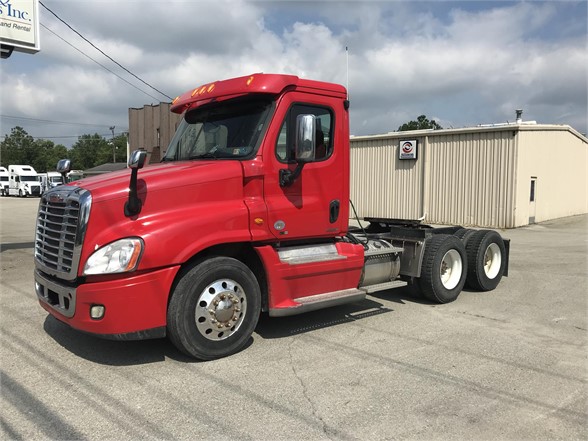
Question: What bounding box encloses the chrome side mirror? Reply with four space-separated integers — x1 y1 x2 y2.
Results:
294 114 316 163
56 159 72 185
128 149 147 169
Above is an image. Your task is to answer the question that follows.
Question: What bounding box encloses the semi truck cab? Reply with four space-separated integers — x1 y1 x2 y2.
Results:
9 165 41 197
34 74 509 360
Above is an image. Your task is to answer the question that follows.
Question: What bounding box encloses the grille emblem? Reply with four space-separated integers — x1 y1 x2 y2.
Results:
48 193 65 203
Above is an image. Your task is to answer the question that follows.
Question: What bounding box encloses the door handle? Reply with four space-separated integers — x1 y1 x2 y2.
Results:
329 200 340 223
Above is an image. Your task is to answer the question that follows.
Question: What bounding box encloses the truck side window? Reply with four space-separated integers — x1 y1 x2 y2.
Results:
276 104 333 163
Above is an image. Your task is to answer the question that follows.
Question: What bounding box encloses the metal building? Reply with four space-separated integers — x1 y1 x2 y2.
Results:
350 123 587 228
128 103 181 164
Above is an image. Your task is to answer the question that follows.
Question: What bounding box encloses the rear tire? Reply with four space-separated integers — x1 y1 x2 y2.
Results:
167 257 261 360
465 230 506 291
454 228 477 246
418 234 467 303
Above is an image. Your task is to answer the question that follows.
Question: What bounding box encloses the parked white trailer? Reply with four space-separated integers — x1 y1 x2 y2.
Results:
0 167 9 196
8 165 41 197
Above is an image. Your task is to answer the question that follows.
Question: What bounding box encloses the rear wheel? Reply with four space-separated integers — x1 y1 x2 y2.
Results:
465 230 506 291
167 257 261 360
454 228 477 245
418 234 467 303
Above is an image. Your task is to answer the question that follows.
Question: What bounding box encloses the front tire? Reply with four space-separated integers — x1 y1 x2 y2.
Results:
167 257 261 360
418 234 467 303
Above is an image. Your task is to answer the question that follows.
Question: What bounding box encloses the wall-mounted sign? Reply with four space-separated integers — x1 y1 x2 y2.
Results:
399 139 418 160
0 0 40 54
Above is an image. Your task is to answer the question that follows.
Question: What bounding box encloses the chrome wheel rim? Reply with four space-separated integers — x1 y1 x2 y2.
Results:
195 279 247 341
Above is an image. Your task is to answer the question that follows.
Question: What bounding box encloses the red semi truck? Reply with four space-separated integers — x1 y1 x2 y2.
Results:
34 74 509 360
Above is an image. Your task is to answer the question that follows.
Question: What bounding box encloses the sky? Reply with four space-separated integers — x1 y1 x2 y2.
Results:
1 0 587 148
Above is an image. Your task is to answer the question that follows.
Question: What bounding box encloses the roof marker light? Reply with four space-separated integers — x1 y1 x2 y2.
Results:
247 76 254 86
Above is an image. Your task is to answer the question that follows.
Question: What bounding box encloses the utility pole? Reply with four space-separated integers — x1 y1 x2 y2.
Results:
109 126 116 162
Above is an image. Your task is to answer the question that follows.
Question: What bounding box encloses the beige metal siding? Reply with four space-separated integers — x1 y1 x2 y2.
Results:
350 137 424 220
351 129 518 228
514 127 588 226
426 131 516 228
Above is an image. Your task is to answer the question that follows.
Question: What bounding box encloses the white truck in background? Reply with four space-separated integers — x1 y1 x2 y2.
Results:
0 167 9 196
8 165 41 197
39 172 63 193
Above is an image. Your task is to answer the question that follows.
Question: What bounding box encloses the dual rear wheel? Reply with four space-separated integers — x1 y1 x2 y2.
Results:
418 230 506 303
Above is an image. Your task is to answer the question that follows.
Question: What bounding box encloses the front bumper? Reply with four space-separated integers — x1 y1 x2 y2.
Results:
35 266 180 339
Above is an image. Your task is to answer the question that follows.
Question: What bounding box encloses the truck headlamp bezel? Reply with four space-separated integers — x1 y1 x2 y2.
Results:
83 238 144 276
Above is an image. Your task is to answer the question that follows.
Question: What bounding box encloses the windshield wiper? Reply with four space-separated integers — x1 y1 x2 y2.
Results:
189 152 219 160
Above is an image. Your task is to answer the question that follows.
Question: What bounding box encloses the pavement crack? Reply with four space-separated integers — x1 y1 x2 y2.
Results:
287 337 336 440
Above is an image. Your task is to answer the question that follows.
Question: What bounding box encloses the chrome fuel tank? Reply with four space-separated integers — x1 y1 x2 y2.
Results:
359 239 403 287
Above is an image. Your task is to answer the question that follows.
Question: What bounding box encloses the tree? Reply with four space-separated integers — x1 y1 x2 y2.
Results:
69 134 109 170
1 126 35 167
398 115 443 131
68 133 126 170
1 126 69 172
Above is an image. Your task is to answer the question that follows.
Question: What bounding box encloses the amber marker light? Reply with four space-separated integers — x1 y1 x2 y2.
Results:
254 218 264 225
246 76 255 86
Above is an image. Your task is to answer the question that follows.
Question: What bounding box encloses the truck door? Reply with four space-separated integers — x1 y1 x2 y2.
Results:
263 95 348 240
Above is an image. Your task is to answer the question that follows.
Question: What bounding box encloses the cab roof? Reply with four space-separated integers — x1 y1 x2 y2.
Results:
170 73 347 114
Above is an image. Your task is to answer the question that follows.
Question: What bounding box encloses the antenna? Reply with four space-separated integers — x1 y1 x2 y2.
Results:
346 46 349 101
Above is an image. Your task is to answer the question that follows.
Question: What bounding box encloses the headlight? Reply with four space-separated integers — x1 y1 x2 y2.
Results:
83 238 144 275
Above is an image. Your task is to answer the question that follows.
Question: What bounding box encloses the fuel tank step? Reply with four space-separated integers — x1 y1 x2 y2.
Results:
361 280 408 294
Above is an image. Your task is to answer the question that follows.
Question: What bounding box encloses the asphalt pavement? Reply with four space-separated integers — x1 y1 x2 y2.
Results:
1 196 586 440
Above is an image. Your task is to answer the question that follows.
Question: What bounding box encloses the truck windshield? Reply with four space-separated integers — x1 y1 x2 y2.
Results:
21 176 38 182
163 97 273 161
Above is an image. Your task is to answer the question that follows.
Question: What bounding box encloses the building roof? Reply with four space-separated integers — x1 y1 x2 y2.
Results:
351 123 588 143
84 162 127 176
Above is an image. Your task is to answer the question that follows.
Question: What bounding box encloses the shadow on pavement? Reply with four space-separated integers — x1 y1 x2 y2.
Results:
42 284 431 366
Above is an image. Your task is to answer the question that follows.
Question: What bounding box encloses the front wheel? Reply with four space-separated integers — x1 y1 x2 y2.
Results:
418 234 467 303
167 257 261 360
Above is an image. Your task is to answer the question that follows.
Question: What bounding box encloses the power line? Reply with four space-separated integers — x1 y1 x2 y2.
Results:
40 24 164 102
39 0 173 101
1 114 125 128
1 133 115 140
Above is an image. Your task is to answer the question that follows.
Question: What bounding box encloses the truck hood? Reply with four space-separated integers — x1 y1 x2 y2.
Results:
69 161 244 203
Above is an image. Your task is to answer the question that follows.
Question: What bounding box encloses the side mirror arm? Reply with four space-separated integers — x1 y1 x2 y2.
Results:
279 163 305 187
125 150 147 217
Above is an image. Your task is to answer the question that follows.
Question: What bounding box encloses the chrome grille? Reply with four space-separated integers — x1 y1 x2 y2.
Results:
35 187 91 280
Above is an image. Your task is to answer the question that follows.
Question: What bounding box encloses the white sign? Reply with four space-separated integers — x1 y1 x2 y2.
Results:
399 139 418 160
0 0 40 53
